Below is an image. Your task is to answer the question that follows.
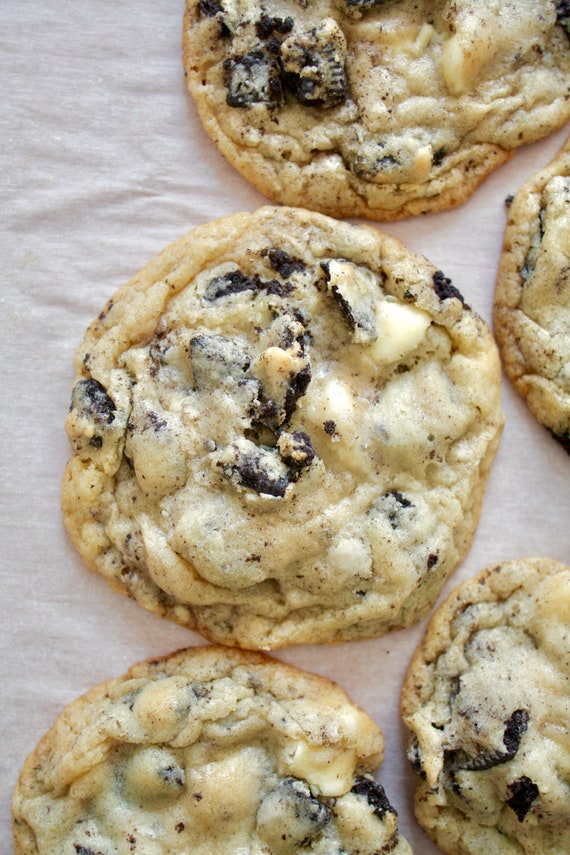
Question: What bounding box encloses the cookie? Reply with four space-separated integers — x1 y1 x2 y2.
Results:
401 557 570 854
61 206 503 649
182 1 570 221
12 645 412 854
494 134 570 453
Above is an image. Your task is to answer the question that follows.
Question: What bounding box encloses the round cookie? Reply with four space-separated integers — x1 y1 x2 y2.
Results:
182 0 570 221
494 134 570 453
12 645 412 855
61 206 503 649
401 557 570 855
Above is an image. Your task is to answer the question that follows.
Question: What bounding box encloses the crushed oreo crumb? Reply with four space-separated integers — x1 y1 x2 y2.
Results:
281 25 347 107
224 50 283 109
219 443 290 497
277 430 316 475
255 13 294 40
351 775 397 818
203 269 259 300
71 378 116 424
506 776 539 822
433 270 466 305
378 490 413 530
263 248 306 279
284 363 312 422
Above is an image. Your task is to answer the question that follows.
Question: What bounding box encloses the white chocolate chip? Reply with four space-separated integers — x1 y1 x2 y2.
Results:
369 300 431 364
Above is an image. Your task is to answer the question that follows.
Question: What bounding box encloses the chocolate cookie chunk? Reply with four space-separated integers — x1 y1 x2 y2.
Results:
401 557 570 854
12 646 412 854
61 206 503 649
183 0 570 220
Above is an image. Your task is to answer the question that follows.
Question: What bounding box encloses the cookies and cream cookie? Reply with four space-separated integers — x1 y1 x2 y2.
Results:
401 557 570 855
494 135 570 453
61 206 503 649
182 0 570 221
12 645 412 854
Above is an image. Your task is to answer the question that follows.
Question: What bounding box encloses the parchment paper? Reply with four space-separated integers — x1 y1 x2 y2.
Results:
1 2 569 851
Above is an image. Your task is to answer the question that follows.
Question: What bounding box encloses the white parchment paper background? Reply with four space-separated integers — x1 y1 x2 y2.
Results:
1 2 569 851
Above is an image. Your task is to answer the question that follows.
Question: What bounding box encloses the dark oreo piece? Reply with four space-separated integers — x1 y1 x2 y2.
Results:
280 26 347 108
319 259 378 343
502 709 530 757
71 379 116 425
224 50 284 109
197 0 232 37
203 269 260 300
197 0 223 16
284 363 312 423
218 443 290 497
323 419 337 436
203 268 293 300
433 270 466 305
351 775 397 818
263 248 306 279
265 279 294 297
506 776 540 822
277 430 316 475
255 13 294 40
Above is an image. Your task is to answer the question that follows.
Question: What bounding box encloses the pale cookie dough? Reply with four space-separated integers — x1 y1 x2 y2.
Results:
401 557 570 855
61 206 503 649
12 645 412 855
182 0 570 221
494 134 570 454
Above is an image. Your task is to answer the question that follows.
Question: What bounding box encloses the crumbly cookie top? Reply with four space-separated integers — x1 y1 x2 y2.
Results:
401 558 570 854
62 207 503 648
12 646 412 855
183 0 570 218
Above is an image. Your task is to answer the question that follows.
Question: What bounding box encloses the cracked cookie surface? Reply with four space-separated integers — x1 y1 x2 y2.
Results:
401 557 570 855
494 135 570 454
61 206 503 649
183 0 570 221
11 645 412 854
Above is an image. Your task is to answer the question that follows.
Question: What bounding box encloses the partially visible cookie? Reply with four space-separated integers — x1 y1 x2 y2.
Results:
401 557 570 854
183 0 570 221
12 645 412 854
494 135 570 453
61 206 503 649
